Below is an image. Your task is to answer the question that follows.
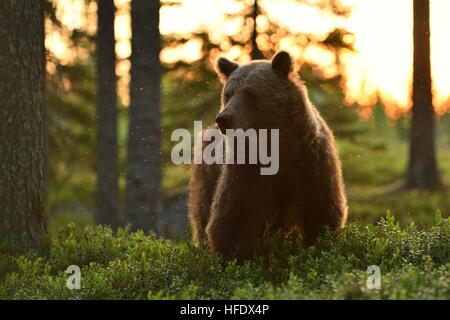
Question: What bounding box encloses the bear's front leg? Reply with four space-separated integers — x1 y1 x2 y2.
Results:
188 161 222 245
300 133 348 246
206 166 271 261
188 128 224 245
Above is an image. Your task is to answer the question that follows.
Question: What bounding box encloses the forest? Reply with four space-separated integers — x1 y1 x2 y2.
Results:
0 0 449 301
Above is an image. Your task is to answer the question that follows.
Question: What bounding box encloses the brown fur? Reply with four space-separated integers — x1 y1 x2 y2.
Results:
188 51 348 260
188 126 223 244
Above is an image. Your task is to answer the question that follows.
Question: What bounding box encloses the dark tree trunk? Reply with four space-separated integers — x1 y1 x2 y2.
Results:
250 0 263 60
126 0 161 232
96 0 119 227
407 0 441 190
0 1 48 254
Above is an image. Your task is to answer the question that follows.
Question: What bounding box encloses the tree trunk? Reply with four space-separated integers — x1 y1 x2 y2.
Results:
250 0 263 59
407 0 441 190
126 0 161 232
0 1 48 254
96 0 119 227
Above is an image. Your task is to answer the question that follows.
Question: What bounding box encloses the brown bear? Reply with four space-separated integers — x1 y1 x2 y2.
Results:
188 51 348 261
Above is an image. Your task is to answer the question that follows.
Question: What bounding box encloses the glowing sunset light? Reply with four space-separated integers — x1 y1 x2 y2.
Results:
341 0 414 117
46 0 450 115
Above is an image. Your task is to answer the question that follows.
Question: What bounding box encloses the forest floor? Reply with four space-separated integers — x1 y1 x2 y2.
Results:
2 114 450 300
1 214 449 299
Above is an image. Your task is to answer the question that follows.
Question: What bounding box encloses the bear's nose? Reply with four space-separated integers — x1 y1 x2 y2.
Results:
215 114 232 134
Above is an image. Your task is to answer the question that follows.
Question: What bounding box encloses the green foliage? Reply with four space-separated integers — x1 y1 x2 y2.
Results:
14 0 447 300
1 214 449 300
338 112 450 227
47 60 96 210
161 64 221 165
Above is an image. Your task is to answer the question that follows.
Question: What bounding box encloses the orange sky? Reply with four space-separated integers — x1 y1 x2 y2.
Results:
47 0 450 117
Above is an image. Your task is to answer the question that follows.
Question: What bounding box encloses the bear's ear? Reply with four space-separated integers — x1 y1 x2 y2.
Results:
271 51 292 78
215 57 239 79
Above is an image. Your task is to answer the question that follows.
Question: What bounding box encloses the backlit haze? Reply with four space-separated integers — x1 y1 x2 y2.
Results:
46 0 450 118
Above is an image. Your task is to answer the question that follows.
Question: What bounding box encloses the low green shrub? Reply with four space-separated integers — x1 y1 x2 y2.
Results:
1 213 449 300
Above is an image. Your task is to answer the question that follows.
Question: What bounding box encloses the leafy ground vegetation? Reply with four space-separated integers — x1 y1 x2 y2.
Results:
5 70 450 299
339 110 450 228
4 110 448 300
6 103 445 300
1 213 449 299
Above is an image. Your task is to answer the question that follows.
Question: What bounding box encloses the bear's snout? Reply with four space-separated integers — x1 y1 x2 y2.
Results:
216 113 232 134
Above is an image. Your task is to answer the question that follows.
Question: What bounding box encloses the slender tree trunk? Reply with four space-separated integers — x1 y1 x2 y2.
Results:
407 0 440 190
96 0 119 227
0 1 48 254
250 0 263 59
126 0 161 232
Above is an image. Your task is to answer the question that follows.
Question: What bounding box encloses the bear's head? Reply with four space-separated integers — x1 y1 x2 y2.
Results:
214 51 304 134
